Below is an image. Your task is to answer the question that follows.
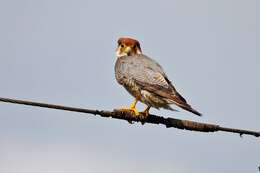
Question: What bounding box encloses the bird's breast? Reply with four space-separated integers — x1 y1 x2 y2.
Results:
122 79 142 100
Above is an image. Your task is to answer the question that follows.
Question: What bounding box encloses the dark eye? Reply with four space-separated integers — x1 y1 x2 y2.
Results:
120 44 124 48
133 45 136 49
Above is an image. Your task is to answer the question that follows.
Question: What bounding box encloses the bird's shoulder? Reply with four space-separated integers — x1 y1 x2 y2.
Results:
116 54 177 91
116 54 165 74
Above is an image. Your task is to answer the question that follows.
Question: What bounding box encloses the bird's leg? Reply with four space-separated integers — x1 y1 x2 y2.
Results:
130 99 138 109
116 99 140 116
140 106 151 119
129 99 139 116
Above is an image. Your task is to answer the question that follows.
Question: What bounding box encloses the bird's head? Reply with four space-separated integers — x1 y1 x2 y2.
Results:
116 37 142 58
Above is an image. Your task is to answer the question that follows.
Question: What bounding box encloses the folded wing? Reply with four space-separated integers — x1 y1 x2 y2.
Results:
115 54 201 116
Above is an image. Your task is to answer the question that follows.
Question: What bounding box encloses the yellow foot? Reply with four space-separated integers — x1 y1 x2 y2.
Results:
115 107 140 116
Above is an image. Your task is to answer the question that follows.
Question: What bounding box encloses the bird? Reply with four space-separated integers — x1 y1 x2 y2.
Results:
114 37 201 118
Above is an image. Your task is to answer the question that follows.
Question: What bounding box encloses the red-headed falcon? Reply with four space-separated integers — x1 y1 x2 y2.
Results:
115 37 201 118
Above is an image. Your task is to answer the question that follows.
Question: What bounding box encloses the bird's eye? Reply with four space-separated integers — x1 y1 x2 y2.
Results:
120 44 124 48
133 45 136 49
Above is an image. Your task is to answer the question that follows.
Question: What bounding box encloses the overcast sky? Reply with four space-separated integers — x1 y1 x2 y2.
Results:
0 0 259 173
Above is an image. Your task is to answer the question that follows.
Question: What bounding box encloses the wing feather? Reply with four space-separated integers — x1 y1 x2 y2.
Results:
115 54 201 116
115 54 175 94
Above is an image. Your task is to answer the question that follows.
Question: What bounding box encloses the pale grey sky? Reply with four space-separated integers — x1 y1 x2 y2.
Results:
0 0 259 173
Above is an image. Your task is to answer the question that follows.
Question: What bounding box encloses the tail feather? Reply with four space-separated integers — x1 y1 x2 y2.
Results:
178 104 202 116
168 93 202 116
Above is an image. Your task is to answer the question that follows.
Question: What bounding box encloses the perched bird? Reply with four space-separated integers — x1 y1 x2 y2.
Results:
115 37 201 118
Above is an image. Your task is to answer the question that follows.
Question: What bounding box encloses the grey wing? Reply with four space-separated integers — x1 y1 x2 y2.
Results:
115 55 202 116
115 55 176 94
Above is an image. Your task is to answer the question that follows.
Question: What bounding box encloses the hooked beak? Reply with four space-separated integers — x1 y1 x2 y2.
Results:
124 46 132 55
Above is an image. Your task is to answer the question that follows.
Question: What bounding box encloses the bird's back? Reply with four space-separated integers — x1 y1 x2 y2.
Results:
115 54 166 83
115 54 202 116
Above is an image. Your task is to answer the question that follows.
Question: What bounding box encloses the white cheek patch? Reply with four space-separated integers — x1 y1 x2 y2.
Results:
116 49 127 58
137 50 142 54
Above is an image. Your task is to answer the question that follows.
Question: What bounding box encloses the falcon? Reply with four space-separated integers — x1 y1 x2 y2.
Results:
115 37 201 118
